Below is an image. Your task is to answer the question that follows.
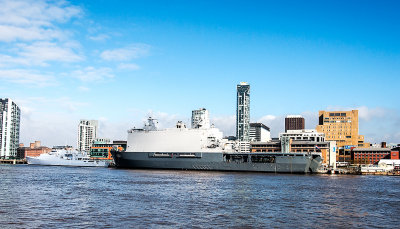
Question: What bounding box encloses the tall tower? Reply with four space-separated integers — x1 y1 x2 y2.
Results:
0 98 21 159
236 82 250 141
77 120 98 152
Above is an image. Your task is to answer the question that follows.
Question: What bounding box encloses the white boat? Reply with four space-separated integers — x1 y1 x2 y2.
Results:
26 149 109 167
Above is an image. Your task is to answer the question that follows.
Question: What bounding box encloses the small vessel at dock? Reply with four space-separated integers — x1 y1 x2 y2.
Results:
26 149 109 167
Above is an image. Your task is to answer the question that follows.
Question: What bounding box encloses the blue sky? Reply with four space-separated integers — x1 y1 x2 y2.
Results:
0 0 399 147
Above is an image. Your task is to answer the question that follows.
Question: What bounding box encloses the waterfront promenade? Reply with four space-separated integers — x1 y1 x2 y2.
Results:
0 159 26 165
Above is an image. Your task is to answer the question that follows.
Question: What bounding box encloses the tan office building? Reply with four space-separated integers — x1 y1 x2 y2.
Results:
316 110 369 162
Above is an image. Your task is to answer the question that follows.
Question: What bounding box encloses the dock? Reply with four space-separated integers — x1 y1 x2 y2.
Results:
0 159 27 164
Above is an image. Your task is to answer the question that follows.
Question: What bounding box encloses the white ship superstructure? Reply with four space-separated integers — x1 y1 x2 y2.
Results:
127 117 235 153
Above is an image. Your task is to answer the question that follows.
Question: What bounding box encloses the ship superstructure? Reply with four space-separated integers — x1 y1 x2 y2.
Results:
126 115 234 154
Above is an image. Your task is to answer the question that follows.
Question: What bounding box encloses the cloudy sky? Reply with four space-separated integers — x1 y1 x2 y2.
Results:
1 0 399 147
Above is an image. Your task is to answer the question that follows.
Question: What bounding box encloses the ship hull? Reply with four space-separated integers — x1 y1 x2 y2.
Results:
112 151 322 173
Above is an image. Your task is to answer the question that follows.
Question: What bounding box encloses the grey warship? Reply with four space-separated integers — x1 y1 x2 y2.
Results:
111 116 322 173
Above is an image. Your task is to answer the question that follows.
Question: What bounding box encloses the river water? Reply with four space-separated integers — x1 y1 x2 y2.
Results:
0 165 399 228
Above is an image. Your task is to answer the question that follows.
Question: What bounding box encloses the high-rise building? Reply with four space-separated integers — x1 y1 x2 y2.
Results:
316 110 369 162
77 120 98 152
285 115 305 132
250 123 271 142
0 98 21 159
191 108 210 129
236 82 250 141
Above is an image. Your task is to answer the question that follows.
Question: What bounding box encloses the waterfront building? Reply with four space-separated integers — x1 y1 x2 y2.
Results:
251 137 336 167
361 159 400 174
278 129 336 167
351 148 398 164
249 123 271 142
191 108 210 129
285 115 305 132
90 139 127 160
251 139 330 153
316 110 370 162
236 82 250 142
279 129 325 142
17 141 51 159
0 98 21 159
251 140 281 152
77 119 98 152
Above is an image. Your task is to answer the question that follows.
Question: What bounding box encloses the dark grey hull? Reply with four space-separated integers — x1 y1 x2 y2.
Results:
112 151 322 174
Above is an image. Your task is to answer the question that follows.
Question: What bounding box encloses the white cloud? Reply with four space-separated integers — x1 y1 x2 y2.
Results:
0 1 84 69
100 44 150 61
0 54 30 66
357 106 386 121
71 66 114 82
118 63 140 70
257 115 284 138
17 96 89 147
88 34 109 41
16 96 88 113
20 111 78 147
258 115 277 122
97 119 131 141
301 111 319 129
59 98 87 112
211 115 236 136
0 69 57 86
15 41 83 66
0 25 65 42
78 86 90 92
0 0 82 42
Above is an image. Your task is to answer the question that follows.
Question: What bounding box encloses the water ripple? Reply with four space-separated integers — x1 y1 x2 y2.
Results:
1 165 399 228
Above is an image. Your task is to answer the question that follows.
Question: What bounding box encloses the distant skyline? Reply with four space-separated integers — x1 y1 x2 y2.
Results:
0 0 399 147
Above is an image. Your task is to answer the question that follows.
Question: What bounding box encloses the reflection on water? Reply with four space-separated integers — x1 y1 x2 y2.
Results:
1 165 399 228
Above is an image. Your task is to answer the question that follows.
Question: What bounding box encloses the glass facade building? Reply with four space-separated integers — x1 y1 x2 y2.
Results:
0 98 21 159
236 82 250 141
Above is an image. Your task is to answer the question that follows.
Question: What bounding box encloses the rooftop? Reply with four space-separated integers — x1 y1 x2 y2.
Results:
250 123 270 131
286 115 303 118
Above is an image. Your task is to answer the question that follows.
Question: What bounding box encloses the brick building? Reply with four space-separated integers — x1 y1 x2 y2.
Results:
351 148 394 164
285 115 305 132
17 141 51 159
